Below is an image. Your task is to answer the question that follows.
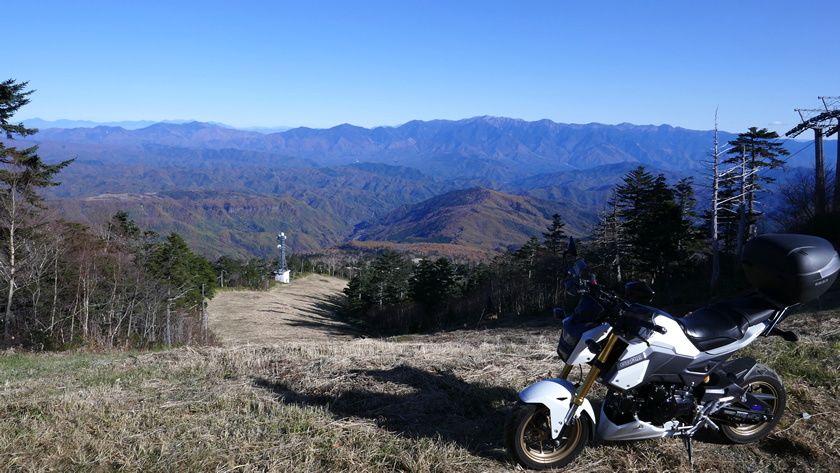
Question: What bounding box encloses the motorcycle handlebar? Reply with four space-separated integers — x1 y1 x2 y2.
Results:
564 277 668 335
614 306 668 334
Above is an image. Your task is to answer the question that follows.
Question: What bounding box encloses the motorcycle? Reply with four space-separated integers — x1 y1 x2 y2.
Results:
505 233 840 470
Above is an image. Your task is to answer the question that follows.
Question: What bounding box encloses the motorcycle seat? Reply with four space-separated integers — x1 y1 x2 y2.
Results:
675 297 778 351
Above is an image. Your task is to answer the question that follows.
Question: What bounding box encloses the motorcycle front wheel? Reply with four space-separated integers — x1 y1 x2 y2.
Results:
504 402 590 470
719 364 786 444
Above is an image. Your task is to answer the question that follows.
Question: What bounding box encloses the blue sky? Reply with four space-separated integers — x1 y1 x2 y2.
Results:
11 0 839 134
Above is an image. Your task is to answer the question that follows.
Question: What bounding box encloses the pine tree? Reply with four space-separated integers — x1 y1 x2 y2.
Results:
344 264 374 314
725 127 789 238
148 233 215 307
0 79 74 347
613 166 699 284
542 214 568 255
409 257 458 328
370 251 411 307
146 233 215 346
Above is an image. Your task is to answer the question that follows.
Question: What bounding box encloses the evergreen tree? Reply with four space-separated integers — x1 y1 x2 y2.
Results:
514 235 542 278
146 233 215 346
725 127 789 238
409 257 458 327
0 79 74 347
370 251 411 307
147 233 215 308
613 166 699 284
614 167 660 278
344 267 373 313
344 252 412 315
541 215 570 305
542 214 568 255
108 210 142 241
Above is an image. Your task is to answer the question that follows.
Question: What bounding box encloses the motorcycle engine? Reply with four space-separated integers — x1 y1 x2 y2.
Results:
604 384 696 426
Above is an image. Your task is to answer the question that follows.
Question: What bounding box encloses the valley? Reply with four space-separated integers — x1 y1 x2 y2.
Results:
24 117 827 259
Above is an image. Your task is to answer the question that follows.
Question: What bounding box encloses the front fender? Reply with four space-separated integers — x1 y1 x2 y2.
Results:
519 378 596 439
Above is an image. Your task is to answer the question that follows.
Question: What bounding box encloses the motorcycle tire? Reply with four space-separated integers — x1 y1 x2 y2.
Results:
504 402 590 470
719 364 786 444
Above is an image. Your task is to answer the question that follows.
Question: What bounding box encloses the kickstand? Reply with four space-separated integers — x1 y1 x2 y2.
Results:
682 435 694 470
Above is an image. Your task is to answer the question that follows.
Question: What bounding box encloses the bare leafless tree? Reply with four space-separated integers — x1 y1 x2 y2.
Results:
774 167 835 232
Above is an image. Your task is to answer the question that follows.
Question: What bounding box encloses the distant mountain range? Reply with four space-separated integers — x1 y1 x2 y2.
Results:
9 117 827 259
21 118 293 134
29 117 825 178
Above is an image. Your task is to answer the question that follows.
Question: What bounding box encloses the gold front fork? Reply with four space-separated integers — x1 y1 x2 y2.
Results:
559 364 573 380
572 332 620 406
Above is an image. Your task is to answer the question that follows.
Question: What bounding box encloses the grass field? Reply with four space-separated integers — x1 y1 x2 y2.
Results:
1 292 838 472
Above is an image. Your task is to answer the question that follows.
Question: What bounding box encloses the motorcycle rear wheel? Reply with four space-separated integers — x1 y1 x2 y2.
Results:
719 364 786 444
504 402 590 470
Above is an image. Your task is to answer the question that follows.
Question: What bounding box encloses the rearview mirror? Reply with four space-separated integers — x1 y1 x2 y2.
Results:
568 237 577 257
572 259 586 276
625 281 655 304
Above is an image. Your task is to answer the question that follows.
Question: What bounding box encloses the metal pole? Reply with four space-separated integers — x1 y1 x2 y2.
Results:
835 135 840 212
815 128 826 214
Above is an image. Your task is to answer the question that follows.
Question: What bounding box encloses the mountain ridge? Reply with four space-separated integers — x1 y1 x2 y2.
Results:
352 186 597 251
17 116 825 259
28 117 824 180
22 118 294 133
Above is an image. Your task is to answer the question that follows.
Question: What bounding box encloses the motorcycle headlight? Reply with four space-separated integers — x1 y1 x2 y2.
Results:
561 327 579 346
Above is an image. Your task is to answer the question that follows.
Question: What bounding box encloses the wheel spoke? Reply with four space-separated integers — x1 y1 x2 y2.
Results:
718 367 786 444
752 392 776 403
506 403 591 469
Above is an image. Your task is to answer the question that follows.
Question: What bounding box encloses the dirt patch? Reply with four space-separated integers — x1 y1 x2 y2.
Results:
206 275 357 346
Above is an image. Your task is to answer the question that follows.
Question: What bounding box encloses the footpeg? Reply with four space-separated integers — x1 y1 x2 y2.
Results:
770 327 799 342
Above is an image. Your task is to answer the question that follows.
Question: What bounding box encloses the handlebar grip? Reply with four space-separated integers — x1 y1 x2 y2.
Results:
619 311 668 335
632 318 666 333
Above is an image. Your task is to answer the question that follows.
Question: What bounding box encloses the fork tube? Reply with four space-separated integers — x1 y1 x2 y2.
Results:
559 364 573 380
572 333 619 406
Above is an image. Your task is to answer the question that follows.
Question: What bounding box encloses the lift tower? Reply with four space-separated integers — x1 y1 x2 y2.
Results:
787 102 840 214
820 97 840 211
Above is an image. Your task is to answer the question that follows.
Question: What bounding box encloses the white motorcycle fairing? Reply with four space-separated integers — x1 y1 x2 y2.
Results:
518 378 596 439
598 405 682 441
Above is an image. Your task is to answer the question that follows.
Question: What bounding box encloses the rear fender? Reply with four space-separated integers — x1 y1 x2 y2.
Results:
519 378 596 439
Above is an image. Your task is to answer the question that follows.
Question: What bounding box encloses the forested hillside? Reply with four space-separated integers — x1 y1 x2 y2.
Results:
4 77 837 350
18 117 825 258
352 187 596 250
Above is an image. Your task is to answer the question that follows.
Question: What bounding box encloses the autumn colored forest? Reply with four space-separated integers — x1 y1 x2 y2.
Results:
2 78 838 350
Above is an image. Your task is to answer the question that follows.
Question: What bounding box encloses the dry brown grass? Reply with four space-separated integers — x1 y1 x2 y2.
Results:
207 275 356 346
1 288 839 472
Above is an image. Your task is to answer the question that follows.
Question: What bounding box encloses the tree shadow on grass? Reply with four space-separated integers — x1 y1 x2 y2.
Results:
253 364 518 462
256 292 361 338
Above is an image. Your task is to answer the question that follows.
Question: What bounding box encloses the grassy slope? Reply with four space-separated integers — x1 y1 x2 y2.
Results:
1 302 838 472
